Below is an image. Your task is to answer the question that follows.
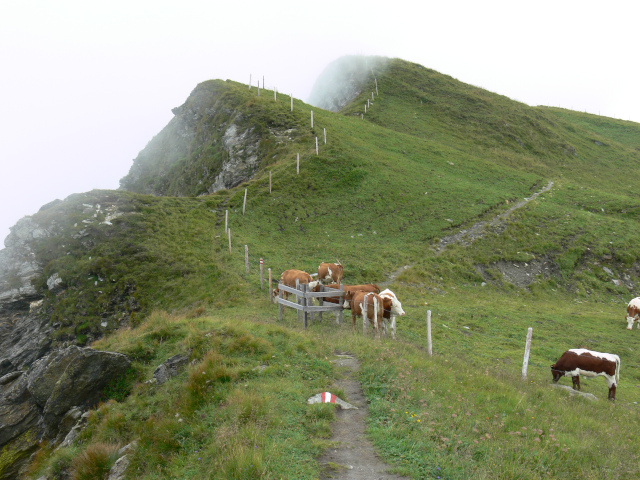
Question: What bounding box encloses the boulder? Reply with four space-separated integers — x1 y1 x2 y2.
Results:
152 354 189 385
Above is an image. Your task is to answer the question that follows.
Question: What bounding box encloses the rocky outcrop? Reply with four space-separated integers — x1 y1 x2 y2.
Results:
0 217 50 310
119 80 265 197
152 354 189 385
0 347 131 479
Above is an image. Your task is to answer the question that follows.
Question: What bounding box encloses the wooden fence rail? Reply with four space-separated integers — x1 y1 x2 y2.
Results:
277 283 345 328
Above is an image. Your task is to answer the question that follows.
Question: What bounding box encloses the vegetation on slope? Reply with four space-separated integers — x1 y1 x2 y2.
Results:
20 56 640 479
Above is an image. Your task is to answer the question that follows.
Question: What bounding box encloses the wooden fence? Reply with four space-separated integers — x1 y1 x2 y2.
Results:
276 282 345 328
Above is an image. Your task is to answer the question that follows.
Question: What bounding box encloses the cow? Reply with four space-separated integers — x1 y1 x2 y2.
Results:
379 288 406 339
625 297 640 330
272 269 320 303
348 291 385 339
316 283 380 304
318 262 344 285
551 348 621 400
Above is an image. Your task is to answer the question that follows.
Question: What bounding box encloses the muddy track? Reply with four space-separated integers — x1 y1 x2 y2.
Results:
380 181 554 287
317 353 410 480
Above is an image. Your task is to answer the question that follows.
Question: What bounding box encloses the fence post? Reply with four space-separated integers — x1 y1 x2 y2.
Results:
315 137 318 155
296 279 301 324
225 210 228 233
323 127 326 144
338 284 344 325
427 310 433 357
268 268 272 301
228 229 232 254
278 286 283 321
245 245 249 274
363 295 368 335
243 188 247 215
269 171 272 193
302 283 308 329
297 153 299 174
375 78 378 95
522 327 533 380
260 258 264 289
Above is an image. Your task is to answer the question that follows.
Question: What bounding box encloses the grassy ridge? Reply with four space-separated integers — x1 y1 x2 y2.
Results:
23 57 640 479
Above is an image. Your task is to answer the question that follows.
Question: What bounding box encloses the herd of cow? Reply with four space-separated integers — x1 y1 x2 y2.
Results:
272 262 405 339
273 264 640 401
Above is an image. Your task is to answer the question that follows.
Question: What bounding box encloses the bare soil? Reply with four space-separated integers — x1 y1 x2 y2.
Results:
317 353 410 480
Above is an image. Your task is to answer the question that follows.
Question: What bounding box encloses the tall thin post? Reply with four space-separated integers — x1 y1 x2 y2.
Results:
365 104 367 113
244 245 249 274
278 287 283 321
522 327 533 380
323 128 326 144
302 283 308 329
269 171 272 193
268 268 272 301
242 188 247 215
310 110 313 128
371 92 374 101
296 153 299 174
228 229 232 254
225 210 228 233
260 258 264 289
315 137 318 155
426 310 433 357
296 278 301 324
375 78 378 95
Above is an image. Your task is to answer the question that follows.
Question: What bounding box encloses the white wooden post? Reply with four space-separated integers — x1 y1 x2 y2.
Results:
375 78 378 95
367 99 370 108
225 210 228 233
302 283 308 329
310 110 313 128
363 295 368 334
268 268 272 301
296 153 299 174
228 229 232 254
269 171 272 193
245 245 249 274
242 188 247 215
323 127 326 144
296 278 301 324
371 92 374 101
315 137 318 155
522 327 533 380
427 310 433 357
260 258 264 289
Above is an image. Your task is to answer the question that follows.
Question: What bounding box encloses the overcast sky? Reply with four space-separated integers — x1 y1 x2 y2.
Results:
1 0 638 244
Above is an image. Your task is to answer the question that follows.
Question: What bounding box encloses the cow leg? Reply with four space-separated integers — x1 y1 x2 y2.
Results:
608 384 616 400
571 375 581 390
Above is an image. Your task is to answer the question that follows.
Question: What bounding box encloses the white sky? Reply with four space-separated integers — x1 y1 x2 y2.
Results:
1 0 638 243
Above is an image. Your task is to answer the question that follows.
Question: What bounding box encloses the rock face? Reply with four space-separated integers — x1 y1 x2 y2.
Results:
119 80 265 197
307 55 388 112
0 217 51 310
0 347 131 479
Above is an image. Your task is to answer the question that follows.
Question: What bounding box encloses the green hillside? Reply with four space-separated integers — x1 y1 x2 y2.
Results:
21 57 640 479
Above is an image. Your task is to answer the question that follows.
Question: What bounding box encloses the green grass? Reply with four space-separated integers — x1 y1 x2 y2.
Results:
20 56 640 479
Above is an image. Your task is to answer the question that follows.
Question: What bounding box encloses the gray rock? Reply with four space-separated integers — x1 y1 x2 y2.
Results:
153 354 189 385
107 454 130 480
0 311 53 377
46 273 63 293
603 267 614 276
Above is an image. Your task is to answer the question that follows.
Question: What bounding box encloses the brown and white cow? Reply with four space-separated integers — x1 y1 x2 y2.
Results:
348 291 385 339
273 269 320 302
625 297 640 330
379 288 406 339
318 262 344 285
551 348 621 400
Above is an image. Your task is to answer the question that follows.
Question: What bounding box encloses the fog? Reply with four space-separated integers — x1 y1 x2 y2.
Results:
1 0 638 243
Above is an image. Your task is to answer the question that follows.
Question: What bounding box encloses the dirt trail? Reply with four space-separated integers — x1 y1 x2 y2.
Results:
317 353 409 480
380 181 554 287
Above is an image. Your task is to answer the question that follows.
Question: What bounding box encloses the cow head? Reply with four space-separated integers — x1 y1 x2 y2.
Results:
626 315 635 330
550 365 563 383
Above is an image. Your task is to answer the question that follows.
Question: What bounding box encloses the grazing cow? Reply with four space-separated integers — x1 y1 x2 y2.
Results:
314 283 380 305
551 348 621 400
318 262 344 285
348 291 384 339
379 288 406 339
625 297 640 330
273 269 320 302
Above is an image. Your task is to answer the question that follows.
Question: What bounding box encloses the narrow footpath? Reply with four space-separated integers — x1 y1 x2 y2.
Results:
317 353 410 480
